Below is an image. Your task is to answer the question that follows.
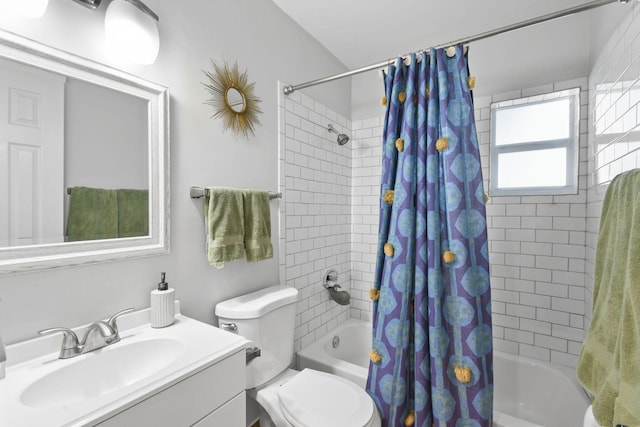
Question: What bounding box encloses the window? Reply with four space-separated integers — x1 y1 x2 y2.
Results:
489 88 580 196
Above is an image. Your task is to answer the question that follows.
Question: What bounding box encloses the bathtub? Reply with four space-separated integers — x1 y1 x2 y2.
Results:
297 318 590 427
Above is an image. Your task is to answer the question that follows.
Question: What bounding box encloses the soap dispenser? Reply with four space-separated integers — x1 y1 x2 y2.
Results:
150 272 175 328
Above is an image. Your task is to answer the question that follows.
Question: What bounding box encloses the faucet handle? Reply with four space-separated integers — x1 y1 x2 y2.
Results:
107 308 135 331
38 327 80 349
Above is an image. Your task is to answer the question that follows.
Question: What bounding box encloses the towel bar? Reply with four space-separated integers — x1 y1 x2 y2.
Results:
189 186 282 200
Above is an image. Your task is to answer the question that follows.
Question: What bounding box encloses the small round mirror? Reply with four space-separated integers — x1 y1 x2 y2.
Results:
225 87 246 113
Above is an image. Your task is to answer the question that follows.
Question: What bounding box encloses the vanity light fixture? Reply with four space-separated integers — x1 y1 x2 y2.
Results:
71 0 101 9
0 0 50 17
70 0 160 65
105 0 160 65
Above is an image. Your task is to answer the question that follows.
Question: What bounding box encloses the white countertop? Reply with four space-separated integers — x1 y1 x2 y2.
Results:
0 305 248 427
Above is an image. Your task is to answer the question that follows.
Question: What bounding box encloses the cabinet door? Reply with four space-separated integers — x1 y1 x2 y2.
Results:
193 392 245 427
96 351 245 427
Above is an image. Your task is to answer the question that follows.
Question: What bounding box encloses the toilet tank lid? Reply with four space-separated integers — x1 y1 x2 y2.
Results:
215 286 299 319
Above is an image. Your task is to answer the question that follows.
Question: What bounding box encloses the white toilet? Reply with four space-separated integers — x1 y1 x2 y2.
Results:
583 406 602 427
215 285 381 427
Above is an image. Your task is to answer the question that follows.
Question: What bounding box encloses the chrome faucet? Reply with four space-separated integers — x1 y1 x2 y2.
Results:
38 308 134 359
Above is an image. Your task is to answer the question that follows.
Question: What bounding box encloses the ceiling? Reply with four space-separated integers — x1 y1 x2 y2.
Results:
270 0 630 108
271 0 594 70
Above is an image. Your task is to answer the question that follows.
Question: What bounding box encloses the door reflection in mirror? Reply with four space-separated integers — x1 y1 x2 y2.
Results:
0 58 149 248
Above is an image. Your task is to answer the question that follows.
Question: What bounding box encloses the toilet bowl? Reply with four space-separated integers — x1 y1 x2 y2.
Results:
215 286 380 427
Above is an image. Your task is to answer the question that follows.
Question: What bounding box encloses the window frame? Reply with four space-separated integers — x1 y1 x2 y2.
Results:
489 88 580 196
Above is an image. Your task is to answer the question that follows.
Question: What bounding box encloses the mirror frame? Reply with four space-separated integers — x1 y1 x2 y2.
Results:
202 60 262 137
0 29 169 275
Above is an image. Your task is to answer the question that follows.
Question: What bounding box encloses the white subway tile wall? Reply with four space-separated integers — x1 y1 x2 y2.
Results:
350 116 384 322
586 6 640 329
278 85 353 353
280 6 640 365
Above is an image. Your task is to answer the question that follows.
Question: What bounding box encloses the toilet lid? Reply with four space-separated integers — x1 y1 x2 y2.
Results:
276 369 374 427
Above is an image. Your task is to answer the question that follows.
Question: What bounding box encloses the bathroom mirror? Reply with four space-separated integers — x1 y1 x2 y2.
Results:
0 29 169 274
225 87 246 113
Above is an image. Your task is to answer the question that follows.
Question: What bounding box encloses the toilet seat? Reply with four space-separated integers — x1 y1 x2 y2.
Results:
276 368 376 427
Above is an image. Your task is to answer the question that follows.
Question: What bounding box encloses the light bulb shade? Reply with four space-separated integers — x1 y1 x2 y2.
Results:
105 0 159 65
0 0 49 17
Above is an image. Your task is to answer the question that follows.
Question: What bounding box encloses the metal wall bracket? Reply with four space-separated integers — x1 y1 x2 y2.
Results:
246 347 261 364
323 268 339 289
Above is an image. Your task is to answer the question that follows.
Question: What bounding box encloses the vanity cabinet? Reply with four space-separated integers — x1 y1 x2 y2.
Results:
2 310 249 427
96 349 246 427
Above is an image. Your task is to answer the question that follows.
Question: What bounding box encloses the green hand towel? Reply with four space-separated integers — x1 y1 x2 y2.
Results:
242 189 273 262
116 189 149 238
205 187 245 267
577 169 640 427
67 187 119 242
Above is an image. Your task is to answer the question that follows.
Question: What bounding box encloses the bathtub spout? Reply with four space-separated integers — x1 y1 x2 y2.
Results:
328 285 350 305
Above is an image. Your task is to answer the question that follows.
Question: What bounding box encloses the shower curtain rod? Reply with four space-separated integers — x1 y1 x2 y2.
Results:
282 0 628 95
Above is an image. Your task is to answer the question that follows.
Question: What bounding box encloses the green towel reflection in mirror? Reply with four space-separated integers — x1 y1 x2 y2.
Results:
116 189 150 238
67 187 149 242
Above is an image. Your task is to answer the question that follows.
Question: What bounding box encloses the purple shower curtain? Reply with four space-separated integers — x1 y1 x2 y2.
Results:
366 46 493 426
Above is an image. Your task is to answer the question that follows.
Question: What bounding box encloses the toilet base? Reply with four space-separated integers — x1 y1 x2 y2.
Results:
248 369 298 427
256 406 276 427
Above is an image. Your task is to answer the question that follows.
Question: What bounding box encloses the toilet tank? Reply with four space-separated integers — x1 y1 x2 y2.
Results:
215 285 298 389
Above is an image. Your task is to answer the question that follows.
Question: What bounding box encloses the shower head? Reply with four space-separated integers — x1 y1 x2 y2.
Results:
327 124 350 146
336 133 350 146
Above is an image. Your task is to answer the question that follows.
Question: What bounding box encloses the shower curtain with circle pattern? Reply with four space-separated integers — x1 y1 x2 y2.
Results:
366 45 493 426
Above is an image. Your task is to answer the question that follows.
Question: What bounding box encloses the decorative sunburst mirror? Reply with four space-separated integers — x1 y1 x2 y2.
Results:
203 60 262 137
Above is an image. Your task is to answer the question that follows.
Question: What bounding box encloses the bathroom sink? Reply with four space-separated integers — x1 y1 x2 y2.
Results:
20 337 183 408
0 305 249 427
